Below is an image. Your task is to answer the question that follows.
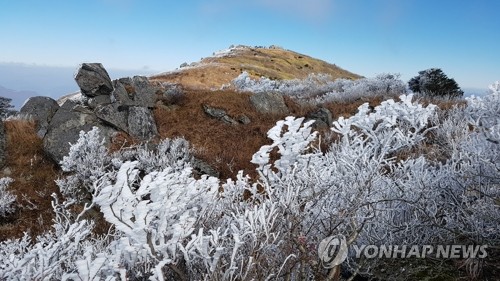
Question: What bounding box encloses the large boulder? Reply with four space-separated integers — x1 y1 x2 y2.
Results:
20 96 60 137
127 106 158 141
250 92 289 115
112 76 158 108
0 121 5 168
74 63 113 97
87 94 112 109
95 104 128 132
43 100 117 163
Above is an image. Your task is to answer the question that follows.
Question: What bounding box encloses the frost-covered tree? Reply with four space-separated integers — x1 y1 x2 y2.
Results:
409 68 464 98
0 177 16 217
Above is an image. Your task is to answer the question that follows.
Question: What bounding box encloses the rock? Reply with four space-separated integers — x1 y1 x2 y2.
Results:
158 83 184 105
87 95 112 109
0 121 5 168
156 103 180 112
250 92 289 115
203 104 227 119
202 104 238 125
221 115 238 125
20 96 60 137
237 115 251 124
306 107 333 129
95 104 128 132
191 157 220 178
57 91 84 106
112 76 157 108
127 106 158 141
74 63 113 97
43 100 116 163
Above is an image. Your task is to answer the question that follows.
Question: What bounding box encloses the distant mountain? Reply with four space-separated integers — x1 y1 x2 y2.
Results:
0 85 37 109
0 63 157 109
463 87 488 97
151 45 362 90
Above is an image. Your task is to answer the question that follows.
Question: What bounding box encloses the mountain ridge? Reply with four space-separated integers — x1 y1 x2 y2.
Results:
150 45 362 90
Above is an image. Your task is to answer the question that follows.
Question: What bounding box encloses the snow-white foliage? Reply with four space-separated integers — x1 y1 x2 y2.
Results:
2 84 500 280
91 161 219 279
0 195 94 280
230 71 406 102
0 177 16 217
115 137 192 174
58 127 110 201
57 127 193 203
251 116 318 180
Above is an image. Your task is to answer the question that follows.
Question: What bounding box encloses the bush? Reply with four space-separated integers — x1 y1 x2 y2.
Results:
408 68 464 98
2 84 499 280
0 177 16 217
230 72 406 103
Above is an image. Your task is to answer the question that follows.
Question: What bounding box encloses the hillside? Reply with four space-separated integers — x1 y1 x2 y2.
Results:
0 49 369 242
1 47 498 280
150 45 361 90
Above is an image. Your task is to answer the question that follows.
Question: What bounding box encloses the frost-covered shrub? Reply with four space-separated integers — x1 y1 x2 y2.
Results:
0 195 94 280
2 84 499 280
57 127 111 201
89 161 220 280
115 137 192 174
230 71 406 103
0 177 16 217
57 127 193 203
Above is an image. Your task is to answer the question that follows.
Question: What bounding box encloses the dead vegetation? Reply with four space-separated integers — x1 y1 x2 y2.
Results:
0 120 59 241
150 46 361 91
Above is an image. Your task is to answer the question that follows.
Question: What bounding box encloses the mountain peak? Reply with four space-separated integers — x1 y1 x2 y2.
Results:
150 45 361 90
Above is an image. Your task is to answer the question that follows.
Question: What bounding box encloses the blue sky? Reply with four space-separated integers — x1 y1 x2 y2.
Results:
1 0 499 89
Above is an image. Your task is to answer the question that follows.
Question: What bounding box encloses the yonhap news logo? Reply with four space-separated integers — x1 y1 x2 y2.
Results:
317 234 349 268
318 235 488 268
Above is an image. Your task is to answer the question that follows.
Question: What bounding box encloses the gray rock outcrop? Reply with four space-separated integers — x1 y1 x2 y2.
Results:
87 95 112 109
43 100 117 163
0 121 6 168
202 104 238 125
40 63 175 163
112 76 157 108
74 63 113 97
20 96 60 137
95 104 128 132
250 92 289 115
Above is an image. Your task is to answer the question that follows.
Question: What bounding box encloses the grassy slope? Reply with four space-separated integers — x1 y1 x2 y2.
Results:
150 46 362 90
0 120 59 241
0 47 366 241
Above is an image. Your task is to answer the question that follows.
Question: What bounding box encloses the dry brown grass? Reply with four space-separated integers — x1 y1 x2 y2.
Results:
154 90 290 179
0 120 60 241
150 47 361 91
153 89 389 179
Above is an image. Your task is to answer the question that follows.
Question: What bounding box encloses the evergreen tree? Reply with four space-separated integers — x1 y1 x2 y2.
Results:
408 68 464 98
0 96 16 118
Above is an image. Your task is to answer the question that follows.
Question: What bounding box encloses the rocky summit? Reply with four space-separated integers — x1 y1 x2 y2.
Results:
21 63 169 163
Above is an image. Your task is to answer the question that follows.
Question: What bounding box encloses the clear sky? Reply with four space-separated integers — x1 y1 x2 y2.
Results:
1 0 499 89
